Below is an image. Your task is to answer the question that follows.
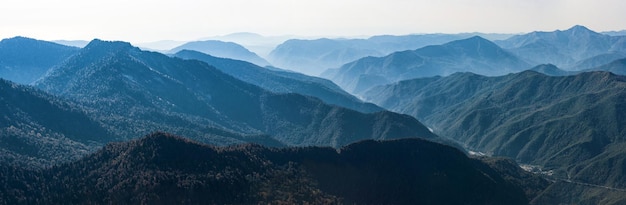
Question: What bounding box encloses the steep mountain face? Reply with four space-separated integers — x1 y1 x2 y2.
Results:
362 71 626 203
173 50 383 113
0 79 109 168
169 40 270 66
0 37 78 84
585 58 626 75
496 25 626 69
35 39 436 148
0 132 545 204
269 33 514 76
327 36 530 94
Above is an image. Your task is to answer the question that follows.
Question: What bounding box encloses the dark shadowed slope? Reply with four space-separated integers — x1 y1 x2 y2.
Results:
0 132 545 204
363 71 626 204
169 40 270 66
327 36 530 94
174 49 383 113
35 39 436 148
0 79 109 168
0 37 78 84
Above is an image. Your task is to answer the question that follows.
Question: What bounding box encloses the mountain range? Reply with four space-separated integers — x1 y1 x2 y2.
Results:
33 39 436 148
169 40 270 66
362 71 626 203
0 132 547 204
173 49 383 113
267 33 512 76
0 37 78 84
1 25 625 205
324 36 530 94
495 25 626 69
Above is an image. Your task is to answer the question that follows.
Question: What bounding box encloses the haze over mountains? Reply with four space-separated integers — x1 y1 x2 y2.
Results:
496 25 626 70
169 40 271 66
33 39 436 149
1 24 626 204
268 33 512 76
324 36 530 94
173 49 383 113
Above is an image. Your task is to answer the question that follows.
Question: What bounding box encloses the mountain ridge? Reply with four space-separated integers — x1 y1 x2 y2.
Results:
496 25 626 69
0 36 79 84
0 132 545 204
362 71 626 203
327 36 530 94
173 49 383 113
35 39 437 148
169 40 270 66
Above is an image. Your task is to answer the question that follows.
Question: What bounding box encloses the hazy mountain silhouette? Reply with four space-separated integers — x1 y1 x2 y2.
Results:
568 51 626 71
268 38 383 76
0 78 109 168
584 57 626 75
326 36 530 94
496 25 626 69
201 32 295 58
602 30 626 36
0 37 78 84
169 40 270 66
268 33 513 76
529 64 571 76
173 50 383 113
35 39 436 148
0 132 546 204
363 71 626 203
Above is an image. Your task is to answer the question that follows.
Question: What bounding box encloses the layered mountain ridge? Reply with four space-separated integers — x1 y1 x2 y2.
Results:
169 40 270 66
496 25 626 69
325 36 530 94
173 49 383 113
34 39 436 148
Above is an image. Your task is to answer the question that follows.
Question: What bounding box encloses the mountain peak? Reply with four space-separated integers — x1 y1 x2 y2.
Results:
1 36 36 43
444 36 499 49
566 25 593 33
84 39 135 51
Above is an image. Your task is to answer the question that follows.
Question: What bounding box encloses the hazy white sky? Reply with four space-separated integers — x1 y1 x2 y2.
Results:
1 0 624 43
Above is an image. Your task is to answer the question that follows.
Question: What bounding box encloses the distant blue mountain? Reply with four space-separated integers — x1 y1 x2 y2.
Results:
268 33 507 76
585 57 626 75
325 36 530 94
496 25 626 69
169 40 270 66
529 64 571 76
0 37 78 84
